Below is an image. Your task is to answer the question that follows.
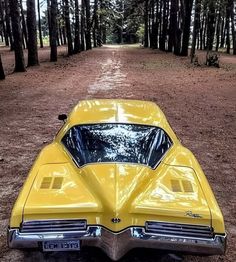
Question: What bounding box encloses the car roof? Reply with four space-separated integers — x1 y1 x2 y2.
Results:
68 99 167 128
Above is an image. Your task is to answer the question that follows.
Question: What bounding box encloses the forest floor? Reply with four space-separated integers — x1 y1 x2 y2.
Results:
0 45 236 262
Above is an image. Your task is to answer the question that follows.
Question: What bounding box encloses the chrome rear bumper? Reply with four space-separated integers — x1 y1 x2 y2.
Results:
8 226 226 261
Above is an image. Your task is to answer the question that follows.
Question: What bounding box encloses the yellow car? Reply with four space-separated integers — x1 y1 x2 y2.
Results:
8 99 226 260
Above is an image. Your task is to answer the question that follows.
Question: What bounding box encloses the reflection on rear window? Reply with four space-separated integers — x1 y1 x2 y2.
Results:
62 124 172 168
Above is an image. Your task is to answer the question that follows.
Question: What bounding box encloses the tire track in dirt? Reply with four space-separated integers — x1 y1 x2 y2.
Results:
87 48 131 98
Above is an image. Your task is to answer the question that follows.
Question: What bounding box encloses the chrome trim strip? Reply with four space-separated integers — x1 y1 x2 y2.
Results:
8 226 226 261
145 221 214 238
20 219 87 233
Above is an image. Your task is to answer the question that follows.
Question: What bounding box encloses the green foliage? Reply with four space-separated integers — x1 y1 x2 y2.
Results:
102 0 145 44
137 24 144 42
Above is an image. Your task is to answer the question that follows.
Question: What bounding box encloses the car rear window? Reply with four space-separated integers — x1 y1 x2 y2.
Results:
62 123 172 168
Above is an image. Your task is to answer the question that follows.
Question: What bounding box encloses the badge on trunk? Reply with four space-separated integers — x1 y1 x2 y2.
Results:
111 218 121 223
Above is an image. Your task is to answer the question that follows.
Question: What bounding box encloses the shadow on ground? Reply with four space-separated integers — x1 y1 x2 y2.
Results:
23 248 184 262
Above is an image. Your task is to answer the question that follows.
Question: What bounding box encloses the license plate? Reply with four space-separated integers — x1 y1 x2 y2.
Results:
43 240 80 251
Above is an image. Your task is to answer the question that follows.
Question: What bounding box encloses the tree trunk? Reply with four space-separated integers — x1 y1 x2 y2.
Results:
150 0 155 48
144 0 149 47
20 0 28 48
203 14 207 49
27 0 39 66
58 23 63 45
56 27 60 46
62 26 67 44
199 14 204 50
93 0 99 48
74 0 81 53
152 0 159 49
181 0 194 56
230 0 236 55
191 0 201 62
98 0 106 45
159 0 168 51
215 6 221 52
160 0 168 51
84 0 92 50
47 0 52 45
117 0 124 44
64 0 73 55
168 0 178 52
158 0 162 49
226 0 231 54
0 0 9 46
206 1 216 51
197 30 200 49
50 0 58 61
155 0 159 49
81 0 85 51
220 17 225 48
0 55 5 80
98 0 103 46
4 0 13 50
174 4 181 55
102 25 106 44
9 0 26 72
37 0 43 48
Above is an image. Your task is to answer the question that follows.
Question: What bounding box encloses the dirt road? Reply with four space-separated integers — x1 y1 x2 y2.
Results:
0 45 236 261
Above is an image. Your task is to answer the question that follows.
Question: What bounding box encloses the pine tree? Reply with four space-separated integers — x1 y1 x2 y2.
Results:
50 0 58 62
9 0 26 72
64 0 73 55
0 55 5 80
27 0 39 66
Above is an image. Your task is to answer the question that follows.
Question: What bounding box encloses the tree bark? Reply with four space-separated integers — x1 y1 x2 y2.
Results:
206 0 216 51
56 27 60 46
4 0 13 50
199 13 204 50
160 0 168 51
20 0 28 48
191 0 201 62
64 0 73 55
47 0 52 45
174 0 181 55
9 0 26 72
50 0 58 61
81 0 85 51
37 0 44 48
0 55 5 80
150 0 155 48
0 0 9 46
98 0 106 45
27 0 39 66
215 5 221 52
84 0 92 50
74 0 81 53
168 0 178 52
202 12 207 49
93 0 99 47
180 0 194 56
226 0 231 54
62 26 67 44
152 0 159 49
144 0 149 47
98 0 103 46
230 0 236 54
220 17 225 48
158 0 162 49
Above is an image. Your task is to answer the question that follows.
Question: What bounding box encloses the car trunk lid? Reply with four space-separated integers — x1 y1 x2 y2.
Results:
23 162 211 231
